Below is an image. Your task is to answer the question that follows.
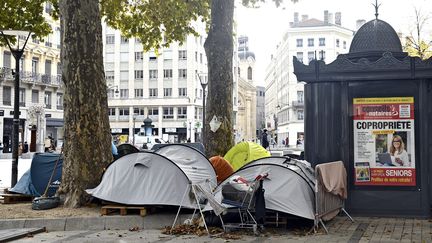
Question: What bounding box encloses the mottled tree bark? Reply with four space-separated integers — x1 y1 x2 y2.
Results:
57 0 112 207
204 0 235 157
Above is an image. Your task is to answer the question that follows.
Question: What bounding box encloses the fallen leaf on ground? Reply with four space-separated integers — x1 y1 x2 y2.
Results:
162 224 243 240
129 226 140 231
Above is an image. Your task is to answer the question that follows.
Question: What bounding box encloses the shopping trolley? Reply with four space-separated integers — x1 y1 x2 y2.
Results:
221 173 268 235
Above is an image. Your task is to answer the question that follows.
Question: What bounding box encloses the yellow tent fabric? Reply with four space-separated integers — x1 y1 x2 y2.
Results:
224 142 270 171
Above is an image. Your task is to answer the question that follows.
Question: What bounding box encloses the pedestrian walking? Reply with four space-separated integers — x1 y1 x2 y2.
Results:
44 137 52 152
23 141 29 153
261 129 269 149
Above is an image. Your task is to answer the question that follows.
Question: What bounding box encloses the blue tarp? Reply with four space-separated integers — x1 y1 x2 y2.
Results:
9 170 38 196
10 153 63 197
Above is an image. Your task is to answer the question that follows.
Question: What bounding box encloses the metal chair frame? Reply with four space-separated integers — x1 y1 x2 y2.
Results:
314 162 354 234
171 179 220 235
221 177 265 235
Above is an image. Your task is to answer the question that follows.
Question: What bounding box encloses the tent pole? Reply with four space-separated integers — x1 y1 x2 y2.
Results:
191 184 209 235
171 185 189 234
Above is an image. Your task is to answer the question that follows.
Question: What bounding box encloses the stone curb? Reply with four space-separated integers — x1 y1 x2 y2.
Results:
0 214 191 232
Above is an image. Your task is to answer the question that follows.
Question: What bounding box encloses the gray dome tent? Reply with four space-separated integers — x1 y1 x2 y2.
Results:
213 156 315 220
87 146 216 208
154 144 216 186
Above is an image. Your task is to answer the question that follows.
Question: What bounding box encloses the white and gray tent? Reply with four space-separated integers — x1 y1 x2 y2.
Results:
154 144 216 186
86 146 216 208
214 156 316 220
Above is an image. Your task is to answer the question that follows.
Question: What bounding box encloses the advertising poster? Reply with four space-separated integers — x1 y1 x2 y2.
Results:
353 97 415 186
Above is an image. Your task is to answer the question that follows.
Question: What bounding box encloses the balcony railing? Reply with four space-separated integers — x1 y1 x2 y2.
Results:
45 104 52 109
148 115 159 122
292 100 304 108
1 67 63 87
134 115 145 121
19 102 26 107
42 74 51 84
57 105 63 110
0 67 13 80
3 100 11 106
119 116 129 121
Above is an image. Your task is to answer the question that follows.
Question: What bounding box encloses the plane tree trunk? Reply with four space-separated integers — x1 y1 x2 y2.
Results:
204 0 235 157
57 0 113 207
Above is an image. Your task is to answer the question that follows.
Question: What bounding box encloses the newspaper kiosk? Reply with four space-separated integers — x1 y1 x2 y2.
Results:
293 17 432 217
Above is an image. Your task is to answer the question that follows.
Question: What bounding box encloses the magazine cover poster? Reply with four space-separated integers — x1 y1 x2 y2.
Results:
353 97 415 186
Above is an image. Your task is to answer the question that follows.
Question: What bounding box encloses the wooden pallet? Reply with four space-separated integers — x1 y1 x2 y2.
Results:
0 194 34 204
265 214 288 227
101 205 147 217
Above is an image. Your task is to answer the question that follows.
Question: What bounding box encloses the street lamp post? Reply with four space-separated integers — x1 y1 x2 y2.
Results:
107 85 120 97
36 110 42 152
188 120 192 142
273 113 278 145
132 114 137 146
1 30 32 187
196 71 208 145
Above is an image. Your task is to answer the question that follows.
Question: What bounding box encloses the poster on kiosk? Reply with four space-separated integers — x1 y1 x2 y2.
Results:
353 97 416 186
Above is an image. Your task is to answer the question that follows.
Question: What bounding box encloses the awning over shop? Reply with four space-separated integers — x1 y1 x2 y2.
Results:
46 118 64 127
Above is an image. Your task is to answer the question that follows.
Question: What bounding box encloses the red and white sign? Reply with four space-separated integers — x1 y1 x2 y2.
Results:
353 97 416 186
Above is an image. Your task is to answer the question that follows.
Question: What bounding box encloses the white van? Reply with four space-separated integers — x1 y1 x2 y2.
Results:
134 132 165 150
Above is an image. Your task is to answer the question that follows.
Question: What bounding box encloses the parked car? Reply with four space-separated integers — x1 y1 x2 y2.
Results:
134 132 166 150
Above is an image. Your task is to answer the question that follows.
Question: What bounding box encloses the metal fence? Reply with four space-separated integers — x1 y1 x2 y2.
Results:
314 161 353 233
0 67 63 87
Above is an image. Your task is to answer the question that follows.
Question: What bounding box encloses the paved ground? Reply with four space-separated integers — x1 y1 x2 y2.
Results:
8 216 432 242
0 158 32 189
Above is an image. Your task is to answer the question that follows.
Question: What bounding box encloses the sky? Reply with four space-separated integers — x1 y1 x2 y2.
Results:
236 0 432 86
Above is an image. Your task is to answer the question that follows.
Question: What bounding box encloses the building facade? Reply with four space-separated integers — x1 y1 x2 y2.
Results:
0 4 242 152
235 36 257 142
0 3 64 153
236 78 256 142
103 22 209 144
256 86 265 138
265 11 354 146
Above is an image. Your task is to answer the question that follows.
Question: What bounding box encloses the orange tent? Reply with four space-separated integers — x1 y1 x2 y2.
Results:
209 156 234 184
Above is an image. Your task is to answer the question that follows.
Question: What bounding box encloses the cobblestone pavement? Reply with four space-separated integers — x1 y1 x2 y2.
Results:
10 216 432 243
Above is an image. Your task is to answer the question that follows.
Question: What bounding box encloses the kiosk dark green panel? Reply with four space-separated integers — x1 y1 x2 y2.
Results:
293 17 432 217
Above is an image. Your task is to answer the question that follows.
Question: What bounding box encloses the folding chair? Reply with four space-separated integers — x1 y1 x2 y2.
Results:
171 179 225 235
